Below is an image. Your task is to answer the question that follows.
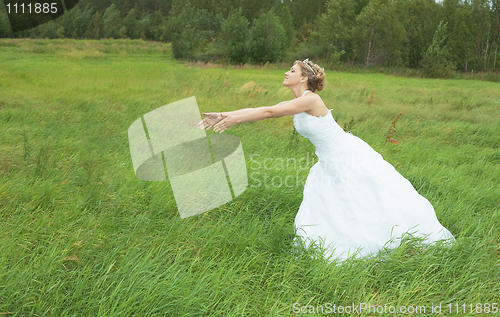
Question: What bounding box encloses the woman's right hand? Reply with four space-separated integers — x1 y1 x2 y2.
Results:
198 112 222 130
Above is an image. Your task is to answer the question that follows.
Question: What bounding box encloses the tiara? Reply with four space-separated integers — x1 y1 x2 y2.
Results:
302 58 316 75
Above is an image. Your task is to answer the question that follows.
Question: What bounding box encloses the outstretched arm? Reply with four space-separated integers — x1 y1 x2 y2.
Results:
222 108 259 116
212 95 318 133
198 108 265 130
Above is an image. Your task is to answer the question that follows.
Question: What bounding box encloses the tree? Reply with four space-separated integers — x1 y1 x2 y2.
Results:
57 25 65 39
492 0 500 70
398 0 440 69
355 0 405 66
63 4 95 39
103 4 122 38
441 0 474 71
75 4 95 38
315 0 357 63
276 4 295 48
421 21 456 78
288 0 328 31
0 8 13 37
167 4 222 59
239 0 276 25
122 8 138 38
86 12 103 39
219 9 250 64
470 0 494 70
58 5 76 38
248 10 286 64
150 10 168 41
38 20 59 39
137 13 152 40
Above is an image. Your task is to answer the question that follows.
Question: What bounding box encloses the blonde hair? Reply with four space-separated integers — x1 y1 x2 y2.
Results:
294 59 325 92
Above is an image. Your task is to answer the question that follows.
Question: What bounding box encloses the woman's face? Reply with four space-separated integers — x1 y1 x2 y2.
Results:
283 63 304 88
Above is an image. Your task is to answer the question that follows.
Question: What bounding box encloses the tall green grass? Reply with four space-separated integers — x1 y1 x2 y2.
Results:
1 39 499 316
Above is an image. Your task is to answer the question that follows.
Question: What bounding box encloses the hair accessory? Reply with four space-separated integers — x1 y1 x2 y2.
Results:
302 58 316 75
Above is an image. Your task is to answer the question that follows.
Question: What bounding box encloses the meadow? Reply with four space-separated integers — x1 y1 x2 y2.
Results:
0 39 499 316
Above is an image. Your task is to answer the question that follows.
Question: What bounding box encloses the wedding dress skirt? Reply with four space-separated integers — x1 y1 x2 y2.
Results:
293 110 454 262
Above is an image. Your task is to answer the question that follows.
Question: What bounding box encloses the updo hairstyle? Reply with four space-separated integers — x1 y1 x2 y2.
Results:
295 59 325 92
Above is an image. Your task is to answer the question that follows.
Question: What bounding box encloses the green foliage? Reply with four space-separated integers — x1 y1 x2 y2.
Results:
315 0 357 63
398 0 440 69
87 12 103 39
168 4 222 60
276 5 296 48
102 4 122 39
248 10 286 64
137 13 152 40
1 0 499 74
57 26 65 39
75 5 95 39
122 8 138 39
287 0 328 31
441 0 474 72
58 4 95 39
421 21 456 78
150 10 168 42
0 4 13 37
220 9 250 64
355 0 405 66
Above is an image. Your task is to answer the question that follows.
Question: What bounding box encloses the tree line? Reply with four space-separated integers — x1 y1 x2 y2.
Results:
1 0 499 76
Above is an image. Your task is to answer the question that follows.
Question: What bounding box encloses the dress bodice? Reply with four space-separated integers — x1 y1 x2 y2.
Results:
293 111 346 158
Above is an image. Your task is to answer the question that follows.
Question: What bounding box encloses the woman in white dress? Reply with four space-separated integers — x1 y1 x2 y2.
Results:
198 59 454 261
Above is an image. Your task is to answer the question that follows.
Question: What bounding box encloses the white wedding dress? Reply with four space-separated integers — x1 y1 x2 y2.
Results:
293 92 454 262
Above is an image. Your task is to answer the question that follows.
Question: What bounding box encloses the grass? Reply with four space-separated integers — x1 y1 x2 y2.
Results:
0 39 499 316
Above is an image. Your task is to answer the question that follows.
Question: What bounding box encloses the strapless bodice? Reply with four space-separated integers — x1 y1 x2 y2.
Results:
293 111 347 158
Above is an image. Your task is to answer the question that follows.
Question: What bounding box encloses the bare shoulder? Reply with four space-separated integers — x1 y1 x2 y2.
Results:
304 93 328 117
304 92 323 102
266 92 327 118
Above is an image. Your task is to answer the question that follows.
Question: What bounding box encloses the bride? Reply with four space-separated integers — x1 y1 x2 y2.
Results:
198 59 454 261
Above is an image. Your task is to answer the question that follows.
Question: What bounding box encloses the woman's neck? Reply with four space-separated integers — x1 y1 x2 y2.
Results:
291 86 309 98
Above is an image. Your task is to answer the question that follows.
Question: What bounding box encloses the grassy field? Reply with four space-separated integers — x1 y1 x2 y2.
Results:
0 39 499 316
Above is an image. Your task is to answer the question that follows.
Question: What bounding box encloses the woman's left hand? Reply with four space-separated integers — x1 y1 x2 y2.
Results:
198 112 222 130
213 114 237 133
